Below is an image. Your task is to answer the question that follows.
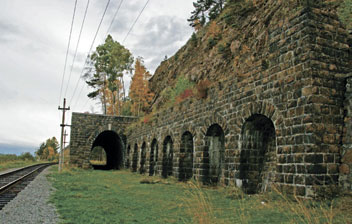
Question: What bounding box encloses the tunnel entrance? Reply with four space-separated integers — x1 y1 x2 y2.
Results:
90 130 124 170
239 114 276 194
89 146 107 166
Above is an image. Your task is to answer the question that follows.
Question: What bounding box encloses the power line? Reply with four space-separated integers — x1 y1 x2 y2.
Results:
74 0 151 112
106 0 124 36
70 0 111 108
64 0 91 98
122 0 150 43
72 0 126 111
58 0 78 106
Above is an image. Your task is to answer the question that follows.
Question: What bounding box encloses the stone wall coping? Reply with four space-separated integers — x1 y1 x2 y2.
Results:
72 112 138 119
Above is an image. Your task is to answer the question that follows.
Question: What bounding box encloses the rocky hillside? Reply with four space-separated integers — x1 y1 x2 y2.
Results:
149 0 343 109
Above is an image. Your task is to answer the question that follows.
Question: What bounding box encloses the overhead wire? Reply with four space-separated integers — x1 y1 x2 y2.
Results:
70 0 111 109
122 0 150 44
74 0 126 112
58 0 78 106
106 0 124 36
63 0 91 99
75 0 151 112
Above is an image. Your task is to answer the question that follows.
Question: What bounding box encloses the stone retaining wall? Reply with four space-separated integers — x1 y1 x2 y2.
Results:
70 6 351 197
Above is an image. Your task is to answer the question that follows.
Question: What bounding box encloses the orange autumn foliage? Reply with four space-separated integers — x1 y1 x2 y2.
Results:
129 58 154 116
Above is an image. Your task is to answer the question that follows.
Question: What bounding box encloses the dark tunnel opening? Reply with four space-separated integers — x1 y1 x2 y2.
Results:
91 130 124 170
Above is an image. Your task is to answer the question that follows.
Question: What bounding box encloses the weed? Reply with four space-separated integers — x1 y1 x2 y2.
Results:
182 181 218 224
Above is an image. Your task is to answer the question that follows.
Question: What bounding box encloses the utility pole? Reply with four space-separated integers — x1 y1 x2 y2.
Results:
63 130 68 167
58 98 70 171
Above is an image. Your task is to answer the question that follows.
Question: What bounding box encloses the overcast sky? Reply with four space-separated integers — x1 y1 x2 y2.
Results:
0 0 195 155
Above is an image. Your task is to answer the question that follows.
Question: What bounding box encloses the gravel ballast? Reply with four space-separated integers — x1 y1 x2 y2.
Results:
0 167 61 224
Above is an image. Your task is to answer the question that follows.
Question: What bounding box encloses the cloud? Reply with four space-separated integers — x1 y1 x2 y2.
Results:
0 0 196 155
129 15 192 72
0 143 37 155
0 21 20 43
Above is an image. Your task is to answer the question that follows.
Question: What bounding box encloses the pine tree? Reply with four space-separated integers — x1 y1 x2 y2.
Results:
209 0 225 20
188 0 225 28
188 0 210 27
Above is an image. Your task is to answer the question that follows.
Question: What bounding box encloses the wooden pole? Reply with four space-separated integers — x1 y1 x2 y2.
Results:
58 98 70 171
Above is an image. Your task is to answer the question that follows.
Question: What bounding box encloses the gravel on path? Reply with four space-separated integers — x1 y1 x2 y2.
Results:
0 167 61 224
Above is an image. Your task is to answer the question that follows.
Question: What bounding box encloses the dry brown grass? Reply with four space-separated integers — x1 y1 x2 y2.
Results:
181 181 219 224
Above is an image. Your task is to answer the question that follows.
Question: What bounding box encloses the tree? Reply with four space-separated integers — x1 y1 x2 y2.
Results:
36 137 59 161
129 57 154 116
84 35 134 115
188 0 225 28
209 0 225 20
188 0 210 27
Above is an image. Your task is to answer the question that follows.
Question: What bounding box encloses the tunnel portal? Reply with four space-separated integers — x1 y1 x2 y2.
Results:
91 130 124 170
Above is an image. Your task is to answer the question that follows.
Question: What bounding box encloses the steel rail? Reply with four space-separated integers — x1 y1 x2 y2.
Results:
0 165 43 194
0 163 55 210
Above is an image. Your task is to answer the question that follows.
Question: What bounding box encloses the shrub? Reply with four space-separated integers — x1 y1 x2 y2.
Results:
159 75 195 108
196 79 211 99
143 113 154 124
338 0 352 29
172 75 195 101
218 42 232 60
176 89 195 104
19 152 35 161
207 38 217 49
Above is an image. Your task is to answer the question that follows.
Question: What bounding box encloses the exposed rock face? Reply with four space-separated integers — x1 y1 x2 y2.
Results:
70 0 352 197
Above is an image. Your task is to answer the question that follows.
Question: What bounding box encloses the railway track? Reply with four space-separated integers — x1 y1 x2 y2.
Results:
0 163 55 210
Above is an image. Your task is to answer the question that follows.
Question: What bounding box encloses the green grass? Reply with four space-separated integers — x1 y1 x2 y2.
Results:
0 160 44 172
48 167 352 224
0 153 41 171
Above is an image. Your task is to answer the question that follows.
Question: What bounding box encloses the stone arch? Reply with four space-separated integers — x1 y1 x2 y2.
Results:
87 126 126 150
140 142 147 174
237 101 280 132
149 138 158 176
132 143 138 172
162 136 173 178
239 114 276 194
179 131 194 181
200 110 228 136
90 130 124 170
203 124 225 184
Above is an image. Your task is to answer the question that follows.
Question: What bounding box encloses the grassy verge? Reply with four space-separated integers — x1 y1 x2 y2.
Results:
48 167 352 224
0 160 45 172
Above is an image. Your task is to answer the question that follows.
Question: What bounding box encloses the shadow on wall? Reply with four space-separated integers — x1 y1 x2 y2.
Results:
162 136 173 178
238 114 276 194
